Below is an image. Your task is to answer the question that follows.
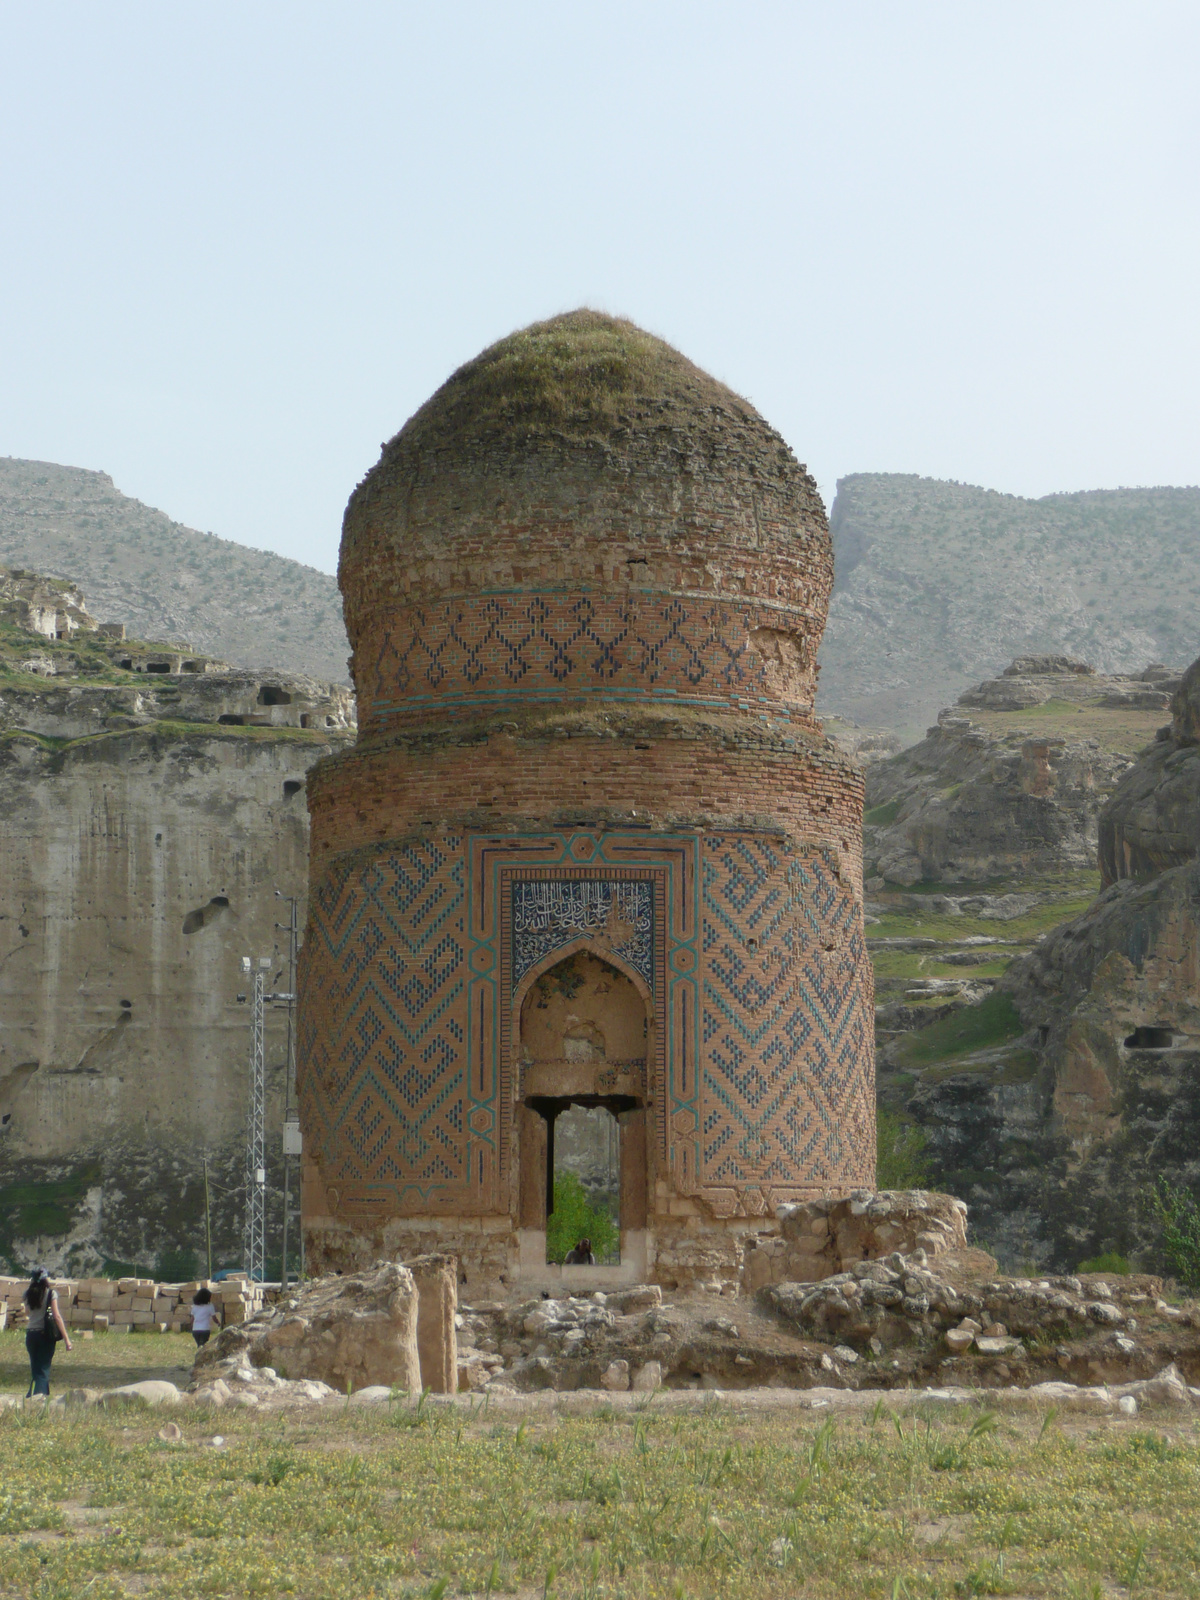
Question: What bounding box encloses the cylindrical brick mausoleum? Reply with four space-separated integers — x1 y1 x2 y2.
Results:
297 310 874 1288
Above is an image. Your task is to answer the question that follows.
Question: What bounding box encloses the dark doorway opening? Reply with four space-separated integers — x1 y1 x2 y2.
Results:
516 949 651 1267
1124 1025 1175 1050
525 1093 638 1264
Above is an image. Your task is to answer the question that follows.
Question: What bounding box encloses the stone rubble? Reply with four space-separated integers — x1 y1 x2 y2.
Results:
742 1189 969 1291
4 1361 1197 1421
190 1261 423 1398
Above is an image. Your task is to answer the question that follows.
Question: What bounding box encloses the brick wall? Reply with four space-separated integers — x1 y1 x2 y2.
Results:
298 314 875 1280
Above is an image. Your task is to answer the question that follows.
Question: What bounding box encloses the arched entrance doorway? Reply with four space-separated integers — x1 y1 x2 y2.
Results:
514 949 649 1273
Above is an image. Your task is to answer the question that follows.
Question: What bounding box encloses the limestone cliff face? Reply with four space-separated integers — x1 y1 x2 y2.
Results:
925 660 1200 1268
0 580 353 1274
1097 659 1200 886
0 725 347 1273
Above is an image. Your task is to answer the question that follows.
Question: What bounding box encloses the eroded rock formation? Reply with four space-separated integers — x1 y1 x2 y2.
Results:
0 571 354 1273
864 657 1175 886
908 656 1200 1268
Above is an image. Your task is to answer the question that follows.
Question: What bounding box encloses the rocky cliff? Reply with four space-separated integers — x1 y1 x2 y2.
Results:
894 658 1200 1270
0 458 348 683
864 656 1177 887
0 569 354 1275
820 474 1200 742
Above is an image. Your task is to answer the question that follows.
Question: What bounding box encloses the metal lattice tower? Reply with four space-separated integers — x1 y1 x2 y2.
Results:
241 956 268 1280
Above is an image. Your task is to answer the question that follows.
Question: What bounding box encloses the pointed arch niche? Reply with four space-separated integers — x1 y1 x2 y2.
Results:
513 946 650 1274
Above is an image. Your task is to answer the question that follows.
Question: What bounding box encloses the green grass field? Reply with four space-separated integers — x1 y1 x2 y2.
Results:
0 1328 195 1400
1 1383 1198 1599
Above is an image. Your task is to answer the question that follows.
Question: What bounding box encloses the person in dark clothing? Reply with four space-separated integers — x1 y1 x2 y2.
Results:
564 1238 596 1266
24 1266 71 1397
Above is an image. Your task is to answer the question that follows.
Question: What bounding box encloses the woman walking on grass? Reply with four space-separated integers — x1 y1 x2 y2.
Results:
24 1266 71 1397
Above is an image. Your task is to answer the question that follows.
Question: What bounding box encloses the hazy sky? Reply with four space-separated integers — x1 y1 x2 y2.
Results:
2 3 1198 574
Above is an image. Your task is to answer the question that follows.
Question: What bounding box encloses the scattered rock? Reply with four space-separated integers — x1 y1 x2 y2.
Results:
100 1381 182 1408
631 1361 663 1392
191 1262 424 1397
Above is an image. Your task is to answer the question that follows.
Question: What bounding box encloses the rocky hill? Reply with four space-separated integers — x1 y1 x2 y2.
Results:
863 655 1179 887
820 474 1200 743
0 567 353 1276
868 653 1200 1272
0 458 348 683
993 657 1200 1266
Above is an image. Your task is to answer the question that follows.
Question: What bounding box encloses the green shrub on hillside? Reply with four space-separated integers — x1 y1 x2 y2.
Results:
1152 1177 1200 1288
1076 1251 1130 1276
896 992 1024 1070
875 1107 931 1189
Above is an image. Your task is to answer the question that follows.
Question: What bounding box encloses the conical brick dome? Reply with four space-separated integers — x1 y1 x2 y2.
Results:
297 311 874 1287
339 311 833 742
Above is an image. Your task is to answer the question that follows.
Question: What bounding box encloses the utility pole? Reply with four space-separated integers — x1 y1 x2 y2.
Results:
276 892 301 1287
240 955 269 1281
203 1156 213 1281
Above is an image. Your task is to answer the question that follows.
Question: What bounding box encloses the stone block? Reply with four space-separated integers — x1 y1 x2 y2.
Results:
407 1253 458 1395
100 1381 181 1408
606 1285 662 1315
192 1262 421 1395
92 1314 109 1332
975 1336 1022 1357
631 1360 662 1392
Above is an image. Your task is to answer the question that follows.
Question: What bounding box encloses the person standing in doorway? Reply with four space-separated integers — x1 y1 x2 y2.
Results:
24 1267 71 1397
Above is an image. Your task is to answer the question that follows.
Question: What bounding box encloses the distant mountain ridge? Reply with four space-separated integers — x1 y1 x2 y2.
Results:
0 458 348 683
5 459 1199 733
819 473 1200 743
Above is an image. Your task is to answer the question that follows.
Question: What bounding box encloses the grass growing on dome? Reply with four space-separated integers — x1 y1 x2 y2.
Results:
393 309 758 449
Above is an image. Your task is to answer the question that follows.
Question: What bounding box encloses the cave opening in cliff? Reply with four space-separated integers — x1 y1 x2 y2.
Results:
1124 1025 1175 1050
182 895 231 935
257 685 292 705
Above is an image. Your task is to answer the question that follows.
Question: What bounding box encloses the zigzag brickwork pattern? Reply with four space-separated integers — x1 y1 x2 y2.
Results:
363 592 815 733
297 842 485 1217
693 837 874 1216
298 829 873 1223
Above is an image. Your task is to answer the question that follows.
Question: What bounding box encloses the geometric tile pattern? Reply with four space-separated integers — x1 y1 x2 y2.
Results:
297 841 483 1216
363 591 810 733
691 836 874 1215
298 828 873 1222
